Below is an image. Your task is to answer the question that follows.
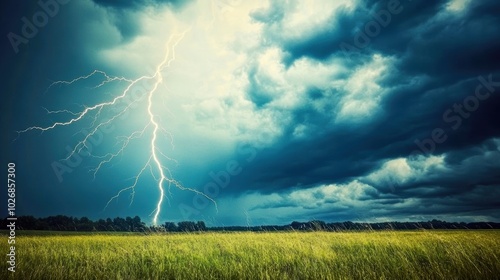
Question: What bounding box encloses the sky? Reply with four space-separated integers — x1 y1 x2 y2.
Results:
1 0 500 226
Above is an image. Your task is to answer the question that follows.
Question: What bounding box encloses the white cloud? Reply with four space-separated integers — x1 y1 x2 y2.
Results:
222 180 377 218
281 0 355 40
445 0 472 13
255 0 355 42
364 155 446 188
94 1 288 152
336 54 393 123
90 1 498 216
209 147 500 224
94 0 395 153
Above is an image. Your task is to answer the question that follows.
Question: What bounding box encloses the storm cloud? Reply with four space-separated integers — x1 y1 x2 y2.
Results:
2 0 499 225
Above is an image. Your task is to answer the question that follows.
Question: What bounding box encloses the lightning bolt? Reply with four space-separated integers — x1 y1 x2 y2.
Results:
17 30 217 225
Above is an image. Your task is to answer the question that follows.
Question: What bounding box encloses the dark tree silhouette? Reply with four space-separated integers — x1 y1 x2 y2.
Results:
164 222 178 232
2 216 499 232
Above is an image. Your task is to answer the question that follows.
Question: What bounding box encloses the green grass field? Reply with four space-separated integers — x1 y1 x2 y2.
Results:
1 230 499 279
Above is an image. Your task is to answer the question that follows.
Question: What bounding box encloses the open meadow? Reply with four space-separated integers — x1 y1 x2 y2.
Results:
1 230 499 279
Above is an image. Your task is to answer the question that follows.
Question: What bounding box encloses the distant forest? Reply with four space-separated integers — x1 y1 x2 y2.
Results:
2 215 500 232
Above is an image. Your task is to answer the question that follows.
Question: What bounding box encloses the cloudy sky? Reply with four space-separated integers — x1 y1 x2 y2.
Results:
1 0 500 226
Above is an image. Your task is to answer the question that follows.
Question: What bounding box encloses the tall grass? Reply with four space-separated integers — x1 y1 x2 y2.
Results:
1 230 499 279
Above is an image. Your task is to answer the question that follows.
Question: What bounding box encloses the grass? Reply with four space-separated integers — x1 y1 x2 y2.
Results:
1 230 499 279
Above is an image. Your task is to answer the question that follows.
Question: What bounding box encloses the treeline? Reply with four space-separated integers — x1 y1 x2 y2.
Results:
211 220 500 231
2 215 148 232
0 215 211 232
2 216 499 232
0 215 209 232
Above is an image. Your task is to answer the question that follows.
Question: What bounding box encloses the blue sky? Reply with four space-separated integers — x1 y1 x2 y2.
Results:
1 0 500 226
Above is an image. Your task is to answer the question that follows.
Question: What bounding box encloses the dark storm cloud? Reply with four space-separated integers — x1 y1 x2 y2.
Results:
246 146 500 221
0 0 148 219
92 0 193 10
2 0 499 224
310 188 500 222
228 0 500 220
253 0 450 62
233 77 500 194
254 0 500 78
374 141 500 200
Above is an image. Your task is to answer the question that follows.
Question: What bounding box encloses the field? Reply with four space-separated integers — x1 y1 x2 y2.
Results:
1 230 499 279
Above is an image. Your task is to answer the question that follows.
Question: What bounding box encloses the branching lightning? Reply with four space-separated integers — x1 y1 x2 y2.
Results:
18 31 217 225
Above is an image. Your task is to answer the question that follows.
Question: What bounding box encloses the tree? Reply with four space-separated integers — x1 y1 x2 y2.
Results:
196 221 206 231
177 221 196 232
105 218 114 231
113 217 127 231
290 221 303 230
96 219 107 231
19 215 38 230
131 216 145 232
77 217 93 231
164 222 178 232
